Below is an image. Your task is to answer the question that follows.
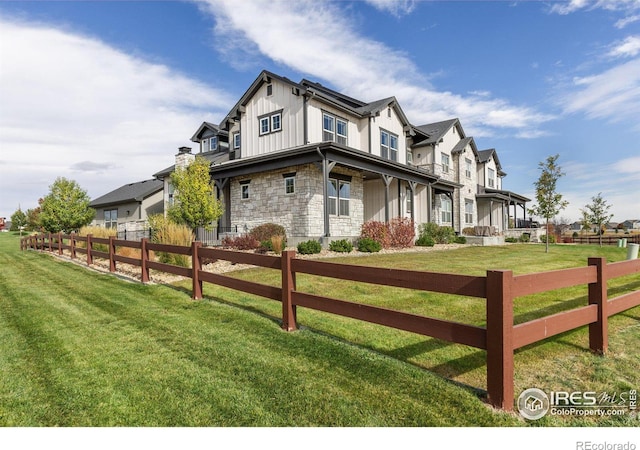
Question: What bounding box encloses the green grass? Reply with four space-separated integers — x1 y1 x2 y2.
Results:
187 243 640 426
0 233 519 426
3 233 639 426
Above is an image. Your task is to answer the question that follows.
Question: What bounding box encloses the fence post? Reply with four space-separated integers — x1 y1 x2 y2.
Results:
486 269 514 411
192 241 203 300
70 233 76 259
57 232 63 255
87 234 93 266
588 257 608 354
47 232 52 252
109 236 116 272
141 238 150 283
281 250 298 331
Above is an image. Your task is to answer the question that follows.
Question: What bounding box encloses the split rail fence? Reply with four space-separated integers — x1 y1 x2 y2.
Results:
21 233 640 411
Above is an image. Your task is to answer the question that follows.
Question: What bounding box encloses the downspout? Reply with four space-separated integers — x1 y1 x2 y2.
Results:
303 94 309 145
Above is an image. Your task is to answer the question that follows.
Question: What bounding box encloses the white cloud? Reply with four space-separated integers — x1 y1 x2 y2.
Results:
364 0 416 17
561 58 640 126
615 13 640 28
0 17 233 216
550 0 640 15
201 0 553 137
608 35 640 58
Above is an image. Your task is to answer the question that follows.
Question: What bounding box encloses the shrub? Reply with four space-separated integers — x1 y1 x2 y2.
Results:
297 240 322 255
454 236 467 244
505 237 518 243
360 220 390 248
329 239 353 253
78 226 116 252
148 214 193 267
357 237 382 253
540 234 556 244
415 235 435 247
572 231 579 238
222 234 260 251
417 223 456 244
250 223 287 243
388 217 415 248
518 233 531 243
269 235 285 255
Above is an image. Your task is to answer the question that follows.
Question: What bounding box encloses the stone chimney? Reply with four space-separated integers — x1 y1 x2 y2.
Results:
175 146 195 170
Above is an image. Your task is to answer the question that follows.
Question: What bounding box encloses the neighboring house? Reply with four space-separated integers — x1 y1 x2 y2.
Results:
89 179 164 230
157 70 529 244
622 219 640 230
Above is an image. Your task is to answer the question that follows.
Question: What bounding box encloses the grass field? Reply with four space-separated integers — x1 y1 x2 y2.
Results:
2 232 639 427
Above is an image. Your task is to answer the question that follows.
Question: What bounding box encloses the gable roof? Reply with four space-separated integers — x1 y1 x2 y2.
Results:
89 179 163 208
190 121 227 142
477 148 506 176
412 118 463 148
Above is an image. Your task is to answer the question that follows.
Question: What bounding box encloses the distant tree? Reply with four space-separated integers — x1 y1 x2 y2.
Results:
168 156 223 231
39 177 95 233
553 216 572 238
580 209 591 236
582 193 614 247
528 154 569 253
10 208 27 235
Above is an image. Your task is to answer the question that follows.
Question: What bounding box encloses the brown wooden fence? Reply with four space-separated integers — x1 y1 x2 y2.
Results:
570 234 640 245
21 232 640 411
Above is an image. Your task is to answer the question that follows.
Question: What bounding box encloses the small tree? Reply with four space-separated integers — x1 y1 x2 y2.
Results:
10 208 27 235
39 178 95 233
582 193 614 247
580 209 591 236
528 154 569 253
168 156 223 232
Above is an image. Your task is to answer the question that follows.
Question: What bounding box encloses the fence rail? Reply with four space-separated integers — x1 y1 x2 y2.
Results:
571 234 640 245
21 232 640 411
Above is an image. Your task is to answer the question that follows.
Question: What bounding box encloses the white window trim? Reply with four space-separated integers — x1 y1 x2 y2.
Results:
241 184 250 200
441 195 452 223
271 112 282 132
259 117 270 135
233 132 240 149
380 129 398 162
323 112 348 145
441 152 450 173
284 176 295 195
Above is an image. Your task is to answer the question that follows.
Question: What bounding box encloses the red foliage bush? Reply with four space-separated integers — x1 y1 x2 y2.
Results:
360 218 415 249
221 234 260 250
360 220 391 248
388 217 415 248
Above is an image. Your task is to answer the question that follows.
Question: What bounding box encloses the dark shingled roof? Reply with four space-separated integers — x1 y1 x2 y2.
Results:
412 118 461 148
90 179 163 208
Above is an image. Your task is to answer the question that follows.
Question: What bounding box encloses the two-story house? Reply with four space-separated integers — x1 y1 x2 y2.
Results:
156 69 530 245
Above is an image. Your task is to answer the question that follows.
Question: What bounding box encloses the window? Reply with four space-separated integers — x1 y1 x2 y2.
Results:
441 195 452 223
380 130 398 161
266 84 273 96
465 199 473 224
407 151 413 165
284 176 295 195
104 209 117 229
240 183 250 200
259 117 270 135
323 112 348 145
488 168 495 188
210 136 218 151
271 113 281 132
258 111 283 136
233 132 240 149
327 178 350 216
406 188 413 216
465 158 472 178
441 153 450 173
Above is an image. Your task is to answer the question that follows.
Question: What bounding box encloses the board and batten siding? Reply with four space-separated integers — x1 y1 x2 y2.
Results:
240 80 305 158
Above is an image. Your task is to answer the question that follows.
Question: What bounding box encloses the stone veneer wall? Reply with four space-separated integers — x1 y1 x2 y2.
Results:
230 164 364 241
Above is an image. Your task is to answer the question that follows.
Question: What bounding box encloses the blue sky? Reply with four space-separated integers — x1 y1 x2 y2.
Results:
1 0 639 223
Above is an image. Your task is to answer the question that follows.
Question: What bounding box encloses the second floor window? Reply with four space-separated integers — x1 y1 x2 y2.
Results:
258 111 282 136
488 168 495 188
323 113 348 145
465 158 472 178
233 132 240 149
380 130 398 162
441 153 450 173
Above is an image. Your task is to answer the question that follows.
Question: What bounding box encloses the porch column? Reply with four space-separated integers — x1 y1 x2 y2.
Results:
382 175 393 224
322 158 337 237
408 181 417 221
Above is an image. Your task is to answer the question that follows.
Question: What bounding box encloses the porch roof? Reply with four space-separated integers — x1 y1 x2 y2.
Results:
483 188 531 203
208 142 441 186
